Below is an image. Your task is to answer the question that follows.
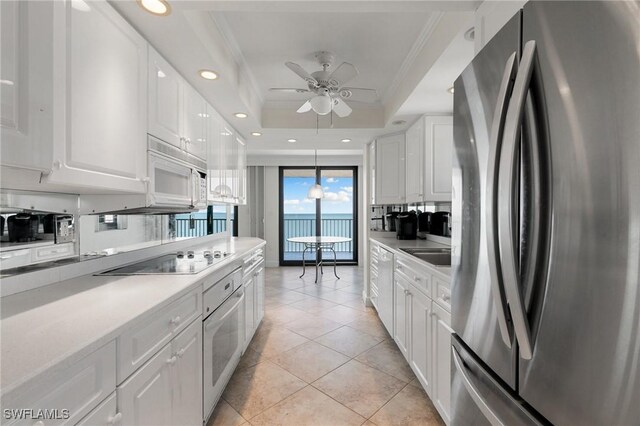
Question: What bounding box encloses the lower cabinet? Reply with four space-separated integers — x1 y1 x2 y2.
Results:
118 318 202 426
255 265 265 325
76 392 118 426
242 260 265 349
409 284 433 396
393 274 410 358
432 301 453 424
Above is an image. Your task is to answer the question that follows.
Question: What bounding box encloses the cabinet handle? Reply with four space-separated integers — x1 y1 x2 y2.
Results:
442 294 451 302
414 276 421 282
404 289 409 296
108 412 123 425
166 355 177 365
169 316 181 326
176 348 186 358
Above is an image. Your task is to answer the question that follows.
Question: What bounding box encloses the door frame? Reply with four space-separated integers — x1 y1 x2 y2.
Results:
278 166 358 266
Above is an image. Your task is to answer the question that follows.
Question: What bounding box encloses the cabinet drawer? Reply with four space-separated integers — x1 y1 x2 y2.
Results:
3 341 116 426
76 392 117 426
243 249 264 278
370 286 379 310
117 289 201 383
395 256 432 298
32 243 75 262
433 278 451 312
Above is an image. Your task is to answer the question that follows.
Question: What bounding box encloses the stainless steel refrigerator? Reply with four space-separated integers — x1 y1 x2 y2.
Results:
451 2 640 425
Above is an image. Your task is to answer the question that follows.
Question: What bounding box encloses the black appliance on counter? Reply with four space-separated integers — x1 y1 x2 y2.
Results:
396 211 418 240
430 211 451 237
417 212 432 239
7 213 39 242
385 211 400 232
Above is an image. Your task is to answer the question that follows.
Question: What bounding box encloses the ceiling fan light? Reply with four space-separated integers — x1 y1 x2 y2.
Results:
307 184 324 199
310 95 332 115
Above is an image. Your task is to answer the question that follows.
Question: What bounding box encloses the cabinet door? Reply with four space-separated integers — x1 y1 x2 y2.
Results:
424 116 453 202
377 249 394 335
393 274 410 359
148 47 182 148
255 264 265 325
172 319 203 426
375 133 406 204
432 301 453 424
206 105 224 201
118 343 173 426
368 141 376 204
236 136 247 205
405 118 425 203
182 83 207 160
243 275 256 347
76 392 118 426
0 1 53 170
409 284 433 396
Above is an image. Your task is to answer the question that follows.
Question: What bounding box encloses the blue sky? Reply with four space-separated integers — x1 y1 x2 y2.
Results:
283 176 354 214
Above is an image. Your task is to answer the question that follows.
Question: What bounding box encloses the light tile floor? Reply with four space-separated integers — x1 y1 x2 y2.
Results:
207 266 445 426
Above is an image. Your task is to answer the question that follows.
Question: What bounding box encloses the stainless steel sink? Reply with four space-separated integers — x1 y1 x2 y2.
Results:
400 248 451 266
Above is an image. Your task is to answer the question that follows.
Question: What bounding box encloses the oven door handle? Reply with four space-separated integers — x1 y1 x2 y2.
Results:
204 290 244 332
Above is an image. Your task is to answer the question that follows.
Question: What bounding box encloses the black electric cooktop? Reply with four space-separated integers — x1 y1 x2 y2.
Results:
97 251 232 276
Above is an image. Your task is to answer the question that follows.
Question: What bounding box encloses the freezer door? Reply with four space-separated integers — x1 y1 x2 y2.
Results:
517 2 640 424
451 12 520 388
451 337 542 426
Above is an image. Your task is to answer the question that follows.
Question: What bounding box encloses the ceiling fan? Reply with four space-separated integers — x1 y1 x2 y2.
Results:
269 51 378 118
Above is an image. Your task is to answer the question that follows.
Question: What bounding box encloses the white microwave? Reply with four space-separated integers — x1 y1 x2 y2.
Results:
79 137 207 215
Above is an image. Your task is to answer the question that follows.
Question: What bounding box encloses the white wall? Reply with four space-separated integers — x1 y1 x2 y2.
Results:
474 1 528 53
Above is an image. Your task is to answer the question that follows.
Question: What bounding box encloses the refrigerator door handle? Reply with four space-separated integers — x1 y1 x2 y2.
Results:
486 51 518 349
498 40 537 360
452 346 506 426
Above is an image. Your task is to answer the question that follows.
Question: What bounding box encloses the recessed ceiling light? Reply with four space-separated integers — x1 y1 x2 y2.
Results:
137 0 171 16
196 138 206 143
448 86 455 94
234 112 248 119
287 139 297 143
341 138 352 143
197 113 210 118
0 80 14 86
157 70 166 78
392 120 407 126
251 132 262 136
198 69 218 80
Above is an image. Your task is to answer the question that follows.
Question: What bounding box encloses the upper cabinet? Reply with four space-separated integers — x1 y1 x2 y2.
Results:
147 48 207 161
1 1 54 171
375 133 406 205
370 115 453 205
405 118 425 203
206 112 246 205
1 0 148 194
423 116 453 202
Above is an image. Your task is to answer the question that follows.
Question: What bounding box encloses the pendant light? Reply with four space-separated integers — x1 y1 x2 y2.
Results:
307 150 324 199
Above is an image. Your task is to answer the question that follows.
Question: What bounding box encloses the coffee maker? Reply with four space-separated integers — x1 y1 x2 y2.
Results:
396 211 418 240
417 212 432 239
430 211 451 237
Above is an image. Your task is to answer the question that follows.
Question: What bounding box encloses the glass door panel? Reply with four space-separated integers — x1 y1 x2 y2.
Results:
281 168 317 263
320 168 356 261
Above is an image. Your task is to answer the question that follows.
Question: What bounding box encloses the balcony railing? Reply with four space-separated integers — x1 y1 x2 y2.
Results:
283 218 354 253
175 218 226 238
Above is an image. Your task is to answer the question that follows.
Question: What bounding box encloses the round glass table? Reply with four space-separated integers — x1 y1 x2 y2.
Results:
287 236 352 283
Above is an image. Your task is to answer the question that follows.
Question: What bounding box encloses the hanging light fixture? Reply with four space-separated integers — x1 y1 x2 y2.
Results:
307 150 324 199
309 94 332 115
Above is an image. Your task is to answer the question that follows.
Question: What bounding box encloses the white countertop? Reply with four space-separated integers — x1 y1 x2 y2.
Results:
0 237 265 398
369 232 452 277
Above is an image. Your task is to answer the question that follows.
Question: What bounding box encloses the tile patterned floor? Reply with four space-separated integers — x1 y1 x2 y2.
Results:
207 266 445 426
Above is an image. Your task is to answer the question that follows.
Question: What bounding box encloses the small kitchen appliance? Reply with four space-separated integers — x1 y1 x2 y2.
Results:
395 211 417 240
417 212 432 239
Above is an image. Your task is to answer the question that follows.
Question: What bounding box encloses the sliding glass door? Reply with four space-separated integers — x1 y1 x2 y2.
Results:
279 166 358 265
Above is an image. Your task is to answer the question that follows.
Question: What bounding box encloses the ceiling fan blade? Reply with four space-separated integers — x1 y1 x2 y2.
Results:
328 62 358 87
269 88 311 93
338 87 378 103
332 98 352 118
285 62 318 86
297 101 312 113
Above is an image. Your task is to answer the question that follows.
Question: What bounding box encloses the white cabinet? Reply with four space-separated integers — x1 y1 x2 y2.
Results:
393 273 410 359
375 133 406 204
0 0 54 171
405 118 425 203
44 0 148 193
255 263 265 325
2 341 116 426
148 47 182 149
76 392 118 426
423 116 453 202
409 284 433 396
118 318 202 426
432 301 453 424
206 114 247 205
376 247 394 335
170 318 203 426
181 83 208 160
368 141 376 205
235 136 247 205
243 273 256 348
